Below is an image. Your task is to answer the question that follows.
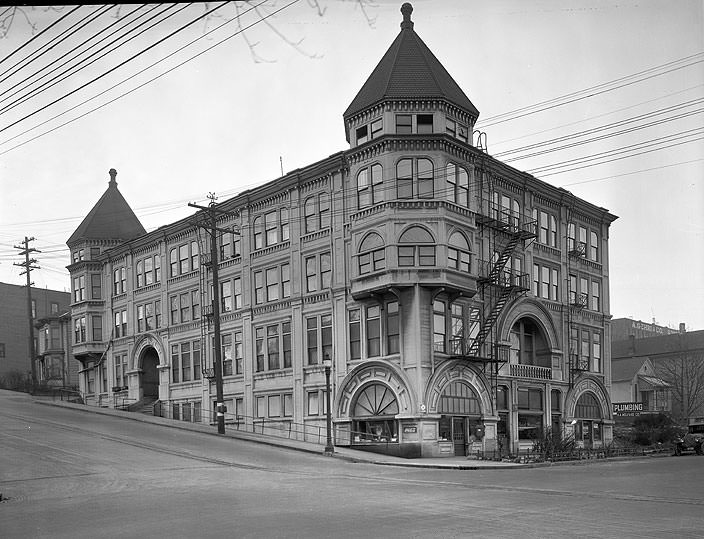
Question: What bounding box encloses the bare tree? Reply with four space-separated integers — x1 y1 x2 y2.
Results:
654 349 704 422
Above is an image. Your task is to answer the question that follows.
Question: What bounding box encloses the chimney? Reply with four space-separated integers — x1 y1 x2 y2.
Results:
679 323 686 334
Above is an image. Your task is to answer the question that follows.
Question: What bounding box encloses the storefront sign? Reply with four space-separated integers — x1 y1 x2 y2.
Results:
403 426 417 434
613 402 645 416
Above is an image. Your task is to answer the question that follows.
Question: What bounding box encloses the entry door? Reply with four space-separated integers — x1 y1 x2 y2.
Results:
452 417 466 456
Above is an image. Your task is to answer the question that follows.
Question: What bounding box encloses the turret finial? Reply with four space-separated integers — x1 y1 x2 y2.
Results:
401 3 413 30
109 168 117 186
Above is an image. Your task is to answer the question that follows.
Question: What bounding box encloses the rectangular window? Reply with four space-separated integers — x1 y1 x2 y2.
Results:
280 208 289 242
179 244 189 274
366 305 381 358
396 159 413 199
171 344 180 383
144 256 154 285
234 277 242 309
137 304 145 333
356 125 368 145
92 315 102 342
592 332 602 373
265 210 277 246
91 274 101 300
181 342 191 382
306 256 317 293
591 280 601 311
180 292 190 323
371 119 382 139
308 391 319 415
321 253 331 289
396 114 412 134
281 265 290 299
282 322 292 368
417 114 433 134
319 194 331 229
254 271 264 305
446 118 456 137
387 301 400 354
433 300 446 353
266 267 279 301
155 300 161 329
349 309 361 360
255 327 265 372
321 314 333 362
221 281 232 312
191 290 200 320
234 330 243 375
267 325 280 370
222 333 233 376
193 341 201 381
307 317 318 365
74 275 85 302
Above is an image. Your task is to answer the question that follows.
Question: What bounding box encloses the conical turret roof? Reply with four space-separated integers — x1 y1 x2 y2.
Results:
344 3 479 120
67 168 146 246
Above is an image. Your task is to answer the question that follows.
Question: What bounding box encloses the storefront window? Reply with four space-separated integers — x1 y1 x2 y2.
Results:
351 383 399 443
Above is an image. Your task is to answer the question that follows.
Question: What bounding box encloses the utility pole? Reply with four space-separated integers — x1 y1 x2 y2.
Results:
14 237 41 387
189 194 238 435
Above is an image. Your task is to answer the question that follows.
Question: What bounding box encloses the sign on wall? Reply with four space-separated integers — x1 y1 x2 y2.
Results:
613 402 645 416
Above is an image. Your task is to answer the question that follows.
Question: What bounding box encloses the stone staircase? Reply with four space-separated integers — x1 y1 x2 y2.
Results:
131 396 158 415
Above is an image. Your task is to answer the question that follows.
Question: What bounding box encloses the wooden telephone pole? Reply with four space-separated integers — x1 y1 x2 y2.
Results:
14 237 41 386
189 194 238 435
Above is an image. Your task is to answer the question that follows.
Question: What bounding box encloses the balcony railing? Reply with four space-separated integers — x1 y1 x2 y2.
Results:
477 259 530 289
478 201 537 238
570 354 590 371
569 292 588 309
510 363 551 380
568 241 587 258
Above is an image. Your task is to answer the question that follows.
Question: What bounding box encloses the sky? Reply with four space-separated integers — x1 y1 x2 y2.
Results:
0 0 702 331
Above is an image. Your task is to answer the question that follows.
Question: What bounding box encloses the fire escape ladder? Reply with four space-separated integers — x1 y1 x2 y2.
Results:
467 286 514 357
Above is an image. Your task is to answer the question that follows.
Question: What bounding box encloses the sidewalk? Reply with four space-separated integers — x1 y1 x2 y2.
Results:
33 396 652 470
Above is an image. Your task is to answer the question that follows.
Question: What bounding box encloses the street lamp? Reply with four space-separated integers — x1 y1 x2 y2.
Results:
323 354 334 455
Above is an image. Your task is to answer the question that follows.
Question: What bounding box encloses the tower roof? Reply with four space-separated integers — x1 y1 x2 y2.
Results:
67 168 146 246
343 3 479 120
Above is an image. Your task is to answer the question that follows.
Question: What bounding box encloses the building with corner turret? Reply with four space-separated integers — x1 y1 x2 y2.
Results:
67 3 617 457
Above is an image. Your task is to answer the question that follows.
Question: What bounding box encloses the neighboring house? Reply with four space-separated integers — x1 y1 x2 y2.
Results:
67 4 618 457
611 356 671 414
612 330 704 422
35 311 78 388
0 282 71 385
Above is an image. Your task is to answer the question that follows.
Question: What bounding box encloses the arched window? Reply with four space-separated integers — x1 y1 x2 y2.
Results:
448 231 471 272
252 216 263 250
169 248 178 277
352 383 399 443
446 163 469 206
438 381 481 415
356 165 384 209
358 233 385 275
304 197 317 233
398 226 435 267
575 392 602 419
396 158 434 199
509 317 550 367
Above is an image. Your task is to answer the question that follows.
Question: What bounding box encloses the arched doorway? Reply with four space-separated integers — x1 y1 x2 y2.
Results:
141 347 159 399
350 383 399 443
437 380 482 456
574 392 602 448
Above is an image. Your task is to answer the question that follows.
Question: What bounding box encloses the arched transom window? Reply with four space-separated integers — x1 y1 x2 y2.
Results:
398 226 435 267
358 233 385 275
352 383 399 443
448 231 471 272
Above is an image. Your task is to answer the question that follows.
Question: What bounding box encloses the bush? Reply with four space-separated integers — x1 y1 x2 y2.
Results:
631 413 678 446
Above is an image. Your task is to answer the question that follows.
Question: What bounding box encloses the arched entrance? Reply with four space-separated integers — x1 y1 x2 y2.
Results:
509 317 551 367
574 392 603 448
437 380 482 456
140 347 159 399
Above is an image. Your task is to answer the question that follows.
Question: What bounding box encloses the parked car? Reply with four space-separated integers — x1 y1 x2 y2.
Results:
674 423 704 456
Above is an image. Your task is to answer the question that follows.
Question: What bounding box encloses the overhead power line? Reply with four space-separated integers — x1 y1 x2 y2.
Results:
0 1 230 136
476 52 704 128
0 5 82 69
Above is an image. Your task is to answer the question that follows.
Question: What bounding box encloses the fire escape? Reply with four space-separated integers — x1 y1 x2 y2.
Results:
451 164 536 399
566 202 589 386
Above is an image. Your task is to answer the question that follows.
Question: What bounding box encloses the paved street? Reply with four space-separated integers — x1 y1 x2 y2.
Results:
1 389 703 538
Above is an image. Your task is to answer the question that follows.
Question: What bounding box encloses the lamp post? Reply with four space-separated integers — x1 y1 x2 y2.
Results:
323 354 334 455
